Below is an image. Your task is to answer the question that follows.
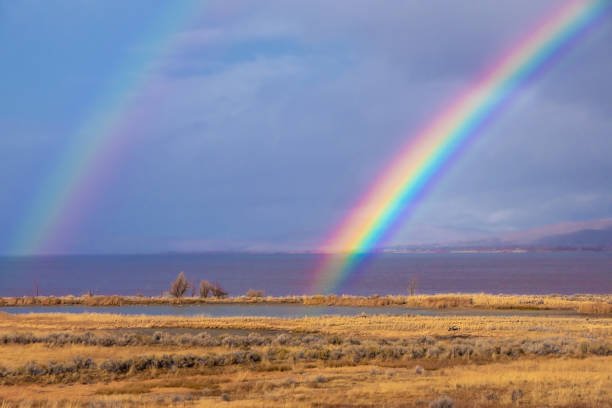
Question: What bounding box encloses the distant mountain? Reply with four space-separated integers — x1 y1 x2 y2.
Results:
383 226 612 253
534 226 612 247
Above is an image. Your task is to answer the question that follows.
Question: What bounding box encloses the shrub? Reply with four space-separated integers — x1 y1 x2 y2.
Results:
429 396 454 408
511 389 524 404
199 280 227 298
170 272 190 298
47 361 69 375
328 335 343 345
132 356 156 372
221 335 246 348
267 347 291 362
211 282 228 298
275 333 291 345
417 336 436 345
100 359 132 374
23 361 47 376
282 377 297 387
246 289 264 298
175 354 199 368
313 375 328 384
247 351 262 363
301 334 324 345
329 349 344 360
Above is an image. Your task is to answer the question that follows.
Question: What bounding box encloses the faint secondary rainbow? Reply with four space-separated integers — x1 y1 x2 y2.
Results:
313 0 611 293
10 1 202 255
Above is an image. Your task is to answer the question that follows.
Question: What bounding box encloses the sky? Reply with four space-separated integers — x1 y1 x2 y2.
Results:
1 0 611 255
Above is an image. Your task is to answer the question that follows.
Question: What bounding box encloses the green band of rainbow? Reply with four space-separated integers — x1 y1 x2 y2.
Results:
313 0 610 294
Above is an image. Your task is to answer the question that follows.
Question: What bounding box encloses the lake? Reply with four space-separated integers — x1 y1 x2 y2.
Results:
0 252 610 297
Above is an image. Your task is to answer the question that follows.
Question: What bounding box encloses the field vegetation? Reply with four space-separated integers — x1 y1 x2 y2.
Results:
0 311 609 407
1 293 610 314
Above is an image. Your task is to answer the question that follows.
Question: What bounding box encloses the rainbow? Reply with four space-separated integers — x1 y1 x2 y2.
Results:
313 0 611 293
11 1 202 255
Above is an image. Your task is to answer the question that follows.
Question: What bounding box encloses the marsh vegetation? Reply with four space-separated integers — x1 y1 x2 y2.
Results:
1 293 610 314
0 311 609 407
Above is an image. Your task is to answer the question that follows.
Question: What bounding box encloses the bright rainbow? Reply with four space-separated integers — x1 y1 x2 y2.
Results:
10 1 202 255
313 0 611 293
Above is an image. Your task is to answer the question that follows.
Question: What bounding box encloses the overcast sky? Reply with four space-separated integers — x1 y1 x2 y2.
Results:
1 1 611 254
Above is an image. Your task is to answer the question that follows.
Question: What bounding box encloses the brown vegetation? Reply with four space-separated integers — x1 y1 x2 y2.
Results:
169 272 190 299
209 282 228 298
0 311 610 406
245 289 264 298
1 293 610 314
408 276 418 296
198 280 213 298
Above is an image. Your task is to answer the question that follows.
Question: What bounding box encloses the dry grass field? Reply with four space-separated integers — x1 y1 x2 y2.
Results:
0 309 610 407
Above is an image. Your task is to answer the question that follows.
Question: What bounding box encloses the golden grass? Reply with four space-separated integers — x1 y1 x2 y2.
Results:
5 357 604 407
1 293 610 314
0 312 610 407
2 312 610 339
0 343 232 370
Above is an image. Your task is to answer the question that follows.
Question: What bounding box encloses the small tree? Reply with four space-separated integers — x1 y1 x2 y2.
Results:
210 282 228 298
199 280 213 298
408 276 418 296
170 272 190 298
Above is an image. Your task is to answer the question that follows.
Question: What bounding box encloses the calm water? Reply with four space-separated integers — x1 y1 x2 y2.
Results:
0 252 610 297
0 304 580 318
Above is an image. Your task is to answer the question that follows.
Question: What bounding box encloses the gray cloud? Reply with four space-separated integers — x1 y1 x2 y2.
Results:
104 0 611 250
4 1 610 253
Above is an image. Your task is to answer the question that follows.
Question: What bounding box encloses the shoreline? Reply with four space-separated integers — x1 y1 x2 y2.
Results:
0 293 610 314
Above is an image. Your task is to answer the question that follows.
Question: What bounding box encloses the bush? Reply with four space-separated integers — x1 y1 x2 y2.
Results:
328 335 343 345
47 361 69 375
100 359 132 374
23 361 47 376
246 289 264 298
199 280 227 298
275 333 291 345
511 389 524 404
211 282 228 298
429 396 454 408
313 375 328 384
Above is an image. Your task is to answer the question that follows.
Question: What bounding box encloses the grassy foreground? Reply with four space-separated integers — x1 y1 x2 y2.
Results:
1 293 611 314
0 311 610 407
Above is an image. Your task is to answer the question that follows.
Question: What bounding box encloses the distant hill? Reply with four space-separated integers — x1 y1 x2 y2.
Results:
535 226 612 247
381 225 612 253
